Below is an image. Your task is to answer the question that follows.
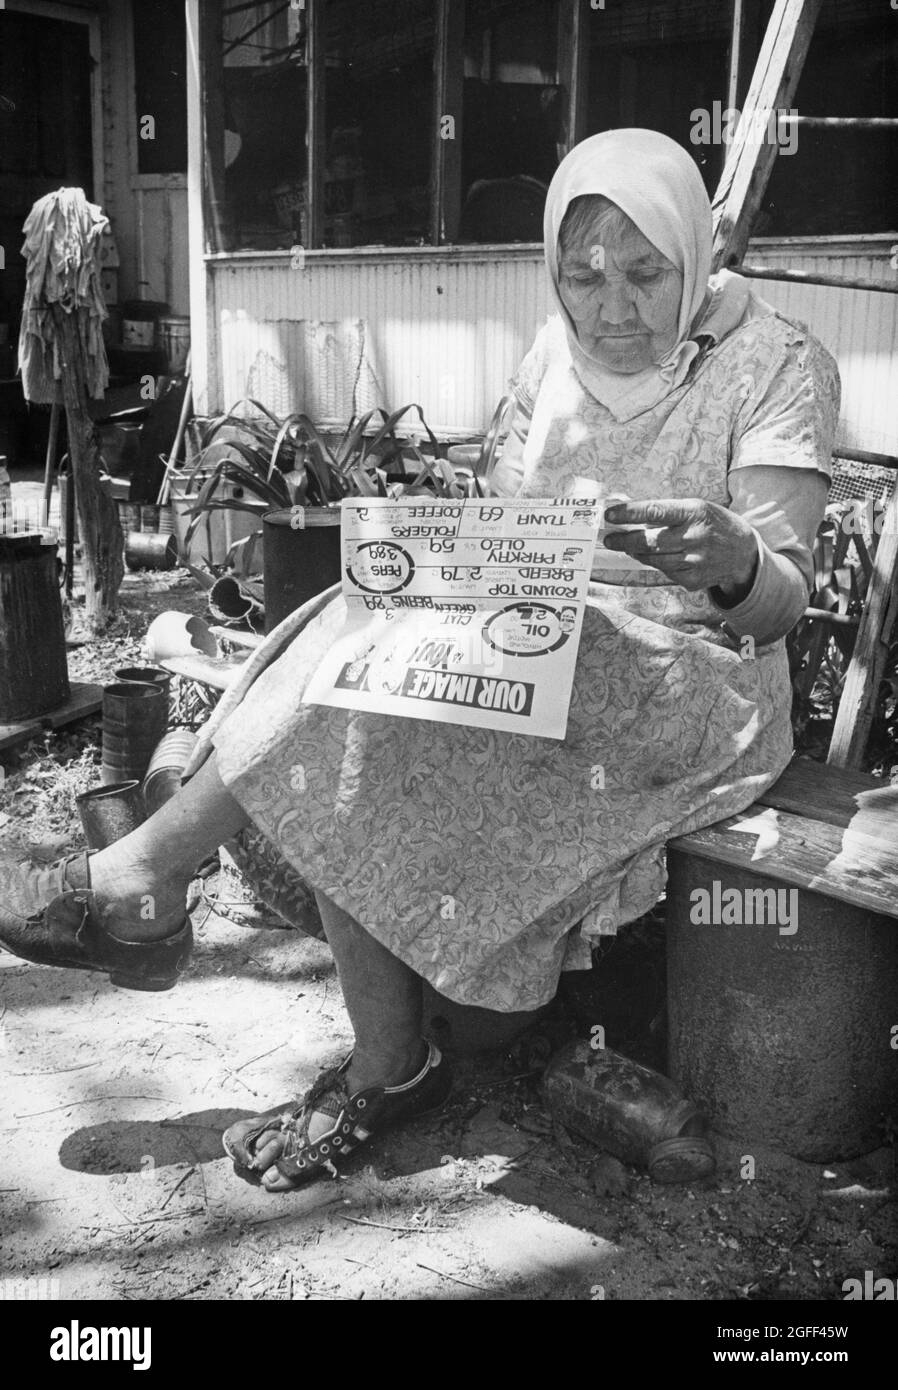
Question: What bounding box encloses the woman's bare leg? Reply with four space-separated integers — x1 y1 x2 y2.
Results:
88 752 249 942
248 890 428 1188
314 891 424 1091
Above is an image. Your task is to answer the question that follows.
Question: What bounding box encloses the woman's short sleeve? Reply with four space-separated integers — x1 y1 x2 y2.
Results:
508 319 553 413
730 326 841 479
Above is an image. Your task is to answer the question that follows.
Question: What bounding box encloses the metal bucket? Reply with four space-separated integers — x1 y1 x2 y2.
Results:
156 316 191 376
125 531 178 571
76 780 146 850
262 507 342 632
142 728 198 815
101 681 168 785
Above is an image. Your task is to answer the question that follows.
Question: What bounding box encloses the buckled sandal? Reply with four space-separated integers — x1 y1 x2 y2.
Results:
0 852 193 992
222 1040 452 1191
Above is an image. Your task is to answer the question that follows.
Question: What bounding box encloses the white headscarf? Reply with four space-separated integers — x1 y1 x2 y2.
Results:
544 129 742 421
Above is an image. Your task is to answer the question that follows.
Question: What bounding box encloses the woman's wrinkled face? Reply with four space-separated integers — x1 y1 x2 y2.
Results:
558 212 684 373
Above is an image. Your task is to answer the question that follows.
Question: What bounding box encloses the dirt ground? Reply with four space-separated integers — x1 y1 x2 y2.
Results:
1 569 896 1302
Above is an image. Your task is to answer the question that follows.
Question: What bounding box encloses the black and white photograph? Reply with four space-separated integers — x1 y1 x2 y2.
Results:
0 0 896 1344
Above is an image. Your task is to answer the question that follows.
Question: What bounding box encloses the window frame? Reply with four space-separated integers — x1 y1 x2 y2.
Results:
195 0 893 258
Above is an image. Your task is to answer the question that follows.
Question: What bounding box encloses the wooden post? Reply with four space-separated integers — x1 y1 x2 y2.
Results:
305 0 326 249
711 0 822 272
828 485 898 769
199 0 230 254
41 402 61 519
557 0 589 160
51 306 123 632
186 0 211 415
725 0 752 113
431 0 465 245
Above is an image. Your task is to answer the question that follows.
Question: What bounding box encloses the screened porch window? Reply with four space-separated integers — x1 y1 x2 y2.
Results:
199 0 897 255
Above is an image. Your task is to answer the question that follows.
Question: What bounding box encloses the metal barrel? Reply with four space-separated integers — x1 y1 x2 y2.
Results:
142 727 198 815
76 780 146 850
262 507 342 633
125 531 177 571
0 532 69 722
101 681 168 785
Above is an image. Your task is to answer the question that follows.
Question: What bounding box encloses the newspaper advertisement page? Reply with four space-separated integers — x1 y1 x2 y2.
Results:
302 497 601 740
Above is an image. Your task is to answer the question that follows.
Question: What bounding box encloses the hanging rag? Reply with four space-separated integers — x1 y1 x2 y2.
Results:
17 187 110 404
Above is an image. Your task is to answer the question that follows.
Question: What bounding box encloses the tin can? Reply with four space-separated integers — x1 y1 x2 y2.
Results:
101 681 168 785
76 780 146 850
142 728 198 815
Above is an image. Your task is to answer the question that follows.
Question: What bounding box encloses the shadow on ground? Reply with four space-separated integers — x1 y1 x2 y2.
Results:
58 1110 257 1174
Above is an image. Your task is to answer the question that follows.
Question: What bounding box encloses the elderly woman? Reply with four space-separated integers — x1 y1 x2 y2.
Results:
1 131 838 1191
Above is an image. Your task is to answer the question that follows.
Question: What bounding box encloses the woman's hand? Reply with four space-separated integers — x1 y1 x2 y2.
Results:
603 498 759 600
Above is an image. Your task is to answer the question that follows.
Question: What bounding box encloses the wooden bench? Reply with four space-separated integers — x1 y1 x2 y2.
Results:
666 479 898 1161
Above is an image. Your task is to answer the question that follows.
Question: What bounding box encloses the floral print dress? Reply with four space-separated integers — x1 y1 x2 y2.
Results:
202 303 839 1012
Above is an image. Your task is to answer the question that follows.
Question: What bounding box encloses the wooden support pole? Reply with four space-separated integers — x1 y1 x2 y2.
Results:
726 0 749 115
200 0 230 254
305 0 326 249
557 0 589 161
51 306 123 632
828 484 898 769
711 0 823 273
42 401 61 518
431 0 465 245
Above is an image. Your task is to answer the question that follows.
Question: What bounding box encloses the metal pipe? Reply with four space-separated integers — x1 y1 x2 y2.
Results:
737 264 898 294
778 116 898 130
803 607 860 627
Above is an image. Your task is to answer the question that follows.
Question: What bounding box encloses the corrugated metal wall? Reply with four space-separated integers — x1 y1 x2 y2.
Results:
209 239 897 451
738 241 898 456
211 250 548 436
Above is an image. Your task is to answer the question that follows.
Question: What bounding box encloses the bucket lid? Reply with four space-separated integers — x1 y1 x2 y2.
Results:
648 1136 716 1184
0 530 53 556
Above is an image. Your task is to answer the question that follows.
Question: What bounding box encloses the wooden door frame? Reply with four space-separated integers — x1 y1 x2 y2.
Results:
5 0 105 209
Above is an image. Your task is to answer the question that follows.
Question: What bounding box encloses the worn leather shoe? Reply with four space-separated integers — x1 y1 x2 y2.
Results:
0 853 192 991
